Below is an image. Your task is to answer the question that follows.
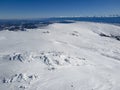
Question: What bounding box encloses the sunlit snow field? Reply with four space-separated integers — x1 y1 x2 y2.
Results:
0 22 120 90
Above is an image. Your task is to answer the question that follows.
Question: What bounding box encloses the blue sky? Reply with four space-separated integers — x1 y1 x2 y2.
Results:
0 0 120 19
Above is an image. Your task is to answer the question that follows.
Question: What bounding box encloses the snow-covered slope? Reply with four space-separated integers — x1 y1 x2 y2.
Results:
0 22 120 90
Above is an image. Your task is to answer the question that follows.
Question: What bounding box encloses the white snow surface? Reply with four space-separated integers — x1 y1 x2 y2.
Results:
0 22 120 90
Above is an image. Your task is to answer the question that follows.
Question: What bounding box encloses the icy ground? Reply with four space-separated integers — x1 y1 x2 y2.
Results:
0 22 120 90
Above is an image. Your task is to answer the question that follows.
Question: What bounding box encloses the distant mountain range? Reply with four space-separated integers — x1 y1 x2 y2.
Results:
0 17 120 31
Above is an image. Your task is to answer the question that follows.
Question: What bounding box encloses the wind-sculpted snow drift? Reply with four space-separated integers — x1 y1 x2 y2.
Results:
0 22 120 90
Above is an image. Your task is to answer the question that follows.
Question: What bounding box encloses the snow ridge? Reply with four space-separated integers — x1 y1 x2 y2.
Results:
2 51 88 68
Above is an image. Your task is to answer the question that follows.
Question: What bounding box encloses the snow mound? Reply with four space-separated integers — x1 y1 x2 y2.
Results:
2 52 34 62
38 51 87 68
2 73 38 84
2 51 88 68
2 73 38 89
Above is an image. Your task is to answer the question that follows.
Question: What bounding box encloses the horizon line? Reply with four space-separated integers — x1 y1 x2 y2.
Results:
0 16 120 20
